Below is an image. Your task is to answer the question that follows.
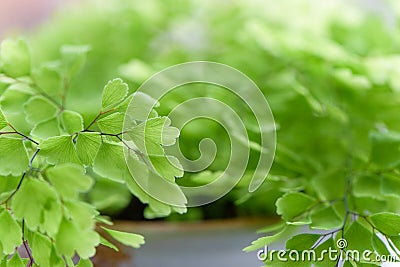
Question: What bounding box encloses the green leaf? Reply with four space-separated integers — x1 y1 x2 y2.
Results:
353 175 383 199
30 117 60 139
11 178 62 237
369 212 400 236
243 225 295 252
76 259 94 267
129 117 179 154
286 233 321 251
47 163 93 199
276 192 316 222
93 142 130 183
0 83 33 114
49 245 65 267
61 110 84 134
310 206 343 230
0 210 22 254
24 96 58 125
313 238 335 267
345 221 373 251
97 112 124 134
7 253 24 267
30 232 53 267
33 64 62 97
55 217 99 259
61 45 91 78
76 132 101 165
101 78 128 110
39 135 80 164
0 137 28 176
99 236 119 251
372 233 390 256
0 109 7 129
311 169 346 201
149 155 183 182
0 38 30 77
64 199 97 230
125 92 159 121
370 130 400 169
257 221 286 234
381 174 400 198
390 235 400 251
101 227 145 249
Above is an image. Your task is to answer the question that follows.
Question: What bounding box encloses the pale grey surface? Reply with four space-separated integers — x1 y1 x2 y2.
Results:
129 228 263 267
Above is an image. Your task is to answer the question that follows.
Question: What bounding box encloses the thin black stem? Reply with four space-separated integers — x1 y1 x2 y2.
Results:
0 172 26 207
7 124 39 145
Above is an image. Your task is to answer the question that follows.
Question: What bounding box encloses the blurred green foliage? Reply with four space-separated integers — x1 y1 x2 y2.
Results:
1 0 400 265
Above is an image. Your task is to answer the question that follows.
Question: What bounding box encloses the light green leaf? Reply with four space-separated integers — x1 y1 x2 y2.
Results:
353 175 383 199
61 110 84 134
76 132 101 165
49 245 65 267
257 222 286 234
11 178 61 237
243 226 294 252
24 96 58 125
0 83 33 114
30 117 60 139
30 232 52 267
88 177 131 214
0 109 7 129
370 131 400 169
129 117 179 153
276 192 316 222
0 38 30 77
99 236 119 252
39 135 80 164
93 142 130 183
0 210 22 254
76 259 94 267
311 169 346 201
286 233 321 251
61 45 91 78
97 112 124 134
55 218 99 259
33 64 62 97
310 206 343 230
369 212 400 236
0 137 28 176
125 92 159 121
149 155 183 182
7 253 24 267
102 227 145 249
381 174 400 198
101 78 128 110
47 163 93 199
63 200 98 230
